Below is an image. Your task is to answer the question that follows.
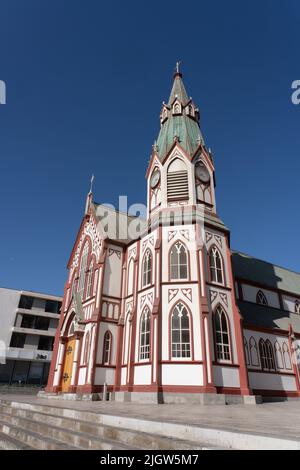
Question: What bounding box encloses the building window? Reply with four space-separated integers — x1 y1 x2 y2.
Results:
103 331 112 365
142 249 152 287
10 333 26 348
256 290 268 305
170 241 188 280
282 342 292 370
45 300 61 314
209 246 224 284
295 301 300 314
171 302 191 359
259 339 275 371
214 306 231 362
244 336 250 365
18 295 34 310
127 259 134 296
86 260 94 299
139 307 151 360
21 314 49 331
274 341 283 369
249 336 259 366
38 336 54 351
78 241 89 299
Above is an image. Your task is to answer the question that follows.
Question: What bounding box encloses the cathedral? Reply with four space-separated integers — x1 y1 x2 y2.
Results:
45 68 300 403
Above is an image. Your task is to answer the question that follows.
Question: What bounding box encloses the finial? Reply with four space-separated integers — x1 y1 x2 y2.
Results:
89 174 94 193
175 61 181 74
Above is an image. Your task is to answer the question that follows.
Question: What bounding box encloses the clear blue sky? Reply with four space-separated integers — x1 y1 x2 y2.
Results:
0 0 299 296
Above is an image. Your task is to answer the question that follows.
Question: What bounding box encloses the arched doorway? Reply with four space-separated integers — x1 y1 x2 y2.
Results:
61 316 76 392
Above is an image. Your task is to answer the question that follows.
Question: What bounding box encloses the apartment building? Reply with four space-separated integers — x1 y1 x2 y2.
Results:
0 288 62 386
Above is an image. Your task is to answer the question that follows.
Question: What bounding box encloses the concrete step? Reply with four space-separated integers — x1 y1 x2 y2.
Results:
0 411 135 450
0 403 203 450
0 432 32 450
0 420 77 450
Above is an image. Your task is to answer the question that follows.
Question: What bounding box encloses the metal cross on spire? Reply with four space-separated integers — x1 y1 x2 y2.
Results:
175 61 181 74
89 174 95 193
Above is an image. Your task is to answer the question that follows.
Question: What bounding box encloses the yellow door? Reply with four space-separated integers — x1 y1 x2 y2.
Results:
61 338 75 392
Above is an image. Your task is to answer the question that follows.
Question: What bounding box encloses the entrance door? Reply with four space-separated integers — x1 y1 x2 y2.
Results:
61 338 75 392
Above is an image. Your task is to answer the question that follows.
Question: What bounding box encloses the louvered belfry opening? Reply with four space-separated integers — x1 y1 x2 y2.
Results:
167 170 189 201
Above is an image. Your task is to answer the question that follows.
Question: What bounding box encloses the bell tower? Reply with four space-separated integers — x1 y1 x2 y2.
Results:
147 65 217 219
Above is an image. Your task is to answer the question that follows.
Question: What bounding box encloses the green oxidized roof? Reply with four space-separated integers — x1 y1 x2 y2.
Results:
156 73 204 161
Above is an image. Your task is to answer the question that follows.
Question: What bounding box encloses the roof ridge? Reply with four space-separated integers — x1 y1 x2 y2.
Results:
232 249 300 276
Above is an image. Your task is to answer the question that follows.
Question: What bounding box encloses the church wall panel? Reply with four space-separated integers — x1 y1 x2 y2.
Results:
213 365 240 388
94 367 115 385
78 367 87 385
248 371 297 391
103 245 122 297
161 364 203 386
134 364 152 385
121 366 127 385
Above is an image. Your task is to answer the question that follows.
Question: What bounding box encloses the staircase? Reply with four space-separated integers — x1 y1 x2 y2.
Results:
0 398 218 450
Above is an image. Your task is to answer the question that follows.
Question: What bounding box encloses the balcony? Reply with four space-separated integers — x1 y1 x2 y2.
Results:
6 347 52 362
12 326 56 337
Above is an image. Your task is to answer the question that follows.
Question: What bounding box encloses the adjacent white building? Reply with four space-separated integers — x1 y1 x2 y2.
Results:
0 288 62 386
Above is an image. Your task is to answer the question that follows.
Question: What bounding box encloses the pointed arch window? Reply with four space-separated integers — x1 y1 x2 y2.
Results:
209 246 224 284
170 241 188 280
282 342 292 370
86 259 94 299
274 341 283 369
256 290 268 305
103 331 112 365
244 336 250 365
214 306 231 362
78 241 89 299
171 302 191 358
295 301 300 314
173 101 181 115
142 249 152 287
83 331 90 365
127 258 134 295
139 307 151 361
249 336 259 366
259 339 275 371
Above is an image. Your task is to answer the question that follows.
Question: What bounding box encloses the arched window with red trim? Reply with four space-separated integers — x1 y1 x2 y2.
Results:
78 241 89 299
209 246 224 284
214 305 231 362
86 259 94 299
83 331 90 365
103 331 112 365
139 307 151 360
170 241 188 280
142 249 152 287
171 302 191 358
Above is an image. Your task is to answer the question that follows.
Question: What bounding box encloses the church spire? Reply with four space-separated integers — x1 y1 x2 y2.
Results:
155 66 204 161
168 62 189 106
